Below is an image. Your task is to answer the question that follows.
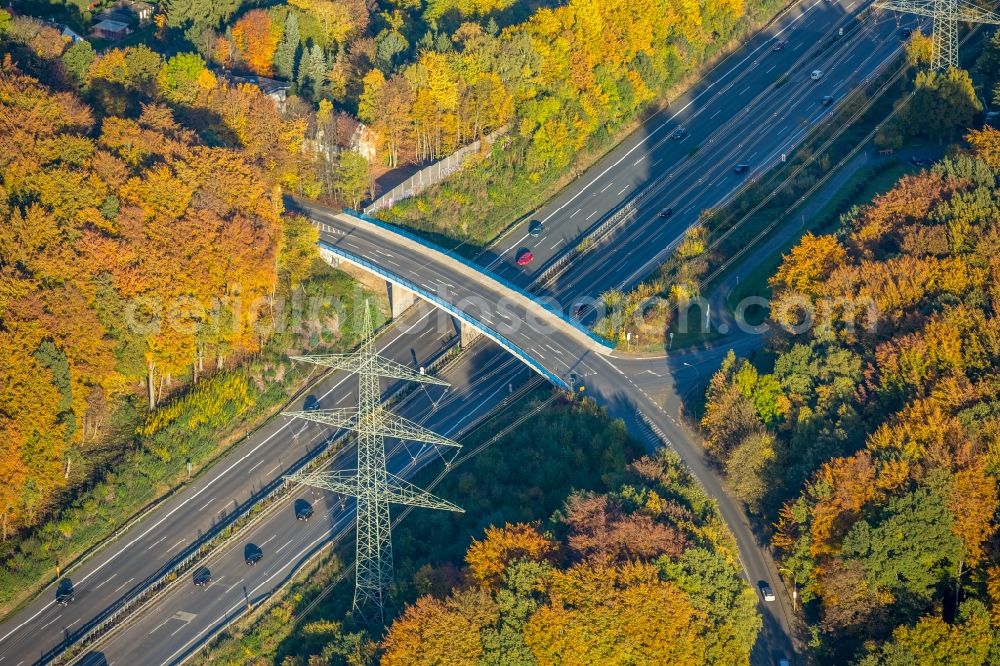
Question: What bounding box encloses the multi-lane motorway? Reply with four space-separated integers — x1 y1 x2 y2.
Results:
0 0 917 663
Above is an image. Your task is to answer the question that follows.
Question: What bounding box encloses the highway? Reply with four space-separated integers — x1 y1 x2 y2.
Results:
0 0 916 662
0 303 532 665
483 0 919 302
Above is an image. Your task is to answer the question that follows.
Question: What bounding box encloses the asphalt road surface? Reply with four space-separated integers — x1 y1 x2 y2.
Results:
0 0 917 663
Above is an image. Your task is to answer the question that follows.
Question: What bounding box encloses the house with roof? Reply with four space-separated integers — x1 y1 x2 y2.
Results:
90 18 129 40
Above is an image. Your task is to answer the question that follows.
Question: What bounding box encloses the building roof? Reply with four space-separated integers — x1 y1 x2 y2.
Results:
61 26 84 42
92 19 130 31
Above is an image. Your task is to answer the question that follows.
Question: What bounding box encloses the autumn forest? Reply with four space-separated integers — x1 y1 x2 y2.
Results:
2 0 1000 663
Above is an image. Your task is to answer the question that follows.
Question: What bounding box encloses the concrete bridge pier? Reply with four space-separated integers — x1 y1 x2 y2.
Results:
457 318 482 349
388 282 416 319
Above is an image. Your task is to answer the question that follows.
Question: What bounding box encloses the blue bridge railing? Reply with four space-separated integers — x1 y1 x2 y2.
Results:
319 239 571 390
343 209 614 350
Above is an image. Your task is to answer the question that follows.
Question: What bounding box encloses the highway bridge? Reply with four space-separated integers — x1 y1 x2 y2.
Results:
0 0 922 663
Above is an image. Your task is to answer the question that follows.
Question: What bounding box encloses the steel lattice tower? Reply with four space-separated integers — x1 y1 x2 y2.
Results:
875 0 1000 70
283 302 462 620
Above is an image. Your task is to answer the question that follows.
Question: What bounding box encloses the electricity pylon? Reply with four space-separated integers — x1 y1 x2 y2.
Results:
283 302 462 621
875 0 1000 70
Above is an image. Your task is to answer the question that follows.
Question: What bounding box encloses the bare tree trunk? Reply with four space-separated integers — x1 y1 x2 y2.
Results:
147 361 156 410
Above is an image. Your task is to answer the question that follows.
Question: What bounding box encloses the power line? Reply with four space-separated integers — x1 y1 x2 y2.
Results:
876 0 1000 69
283 301 462 622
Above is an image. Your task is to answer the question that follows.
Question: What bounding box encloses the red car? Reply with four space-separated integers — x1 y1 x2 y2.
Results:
516 250 534 266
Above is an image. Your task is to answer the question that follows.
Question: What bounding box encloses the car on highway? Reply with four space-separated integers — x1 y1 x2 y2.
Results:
658 208 674 218
759 581 776 602
671 128 687 140
909 155 928 167
810 70 823 81
295 498 314 521
193 567 212 587
515 249 534 266
55 579 74 607
245 543 264 566
771 41 786 52
528 220 544 237
733 164 749 174
303 395 320 411
821 95 835 106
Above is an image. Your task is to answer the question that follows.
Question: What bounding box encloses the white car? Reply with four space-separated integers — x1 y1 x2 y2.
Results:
810 70 823 81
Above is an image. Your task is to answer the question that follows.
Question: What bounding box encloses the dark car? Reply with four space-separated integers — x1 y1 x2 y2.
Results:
193 567 212 587
55 579 74 607
772 40 786 52
733 164 749 174
303 395 320 411
671 128 687 140
295 498 314 521
245 543 263 566
909 155 928 167
528 220 544 237
658 208 674 218
821 95 835 106
516 249 534 266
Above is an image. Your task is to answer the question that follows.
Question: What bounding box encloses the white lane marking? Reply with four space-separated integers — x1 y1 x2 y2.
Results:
161 530 334 665
113 577 135 593
275 539 294 554
95 573 117 590
585 210 598 220
600 182 613 193
569 208 580 218
633 157 644 166
39 618 57 631
197 497 215 512
247 459 264 474
617 186 629 196
710 109 722 119
652 158 663 167
550 239 564 250
739 85 751 95
146 535 167 551
148 618 172 635
792 41 804 50
266 464 281 476
766 64 776 74
167 539 185 553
